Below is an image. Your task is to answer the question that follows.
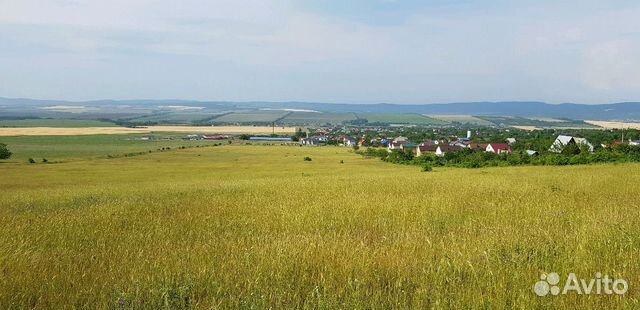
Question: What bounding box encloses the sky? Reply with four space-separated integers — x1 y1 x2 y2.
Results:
1 0 640 104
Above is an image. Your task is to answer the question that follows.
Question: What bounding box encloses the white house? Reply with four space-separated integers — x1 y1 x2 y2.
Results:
550 135 594 153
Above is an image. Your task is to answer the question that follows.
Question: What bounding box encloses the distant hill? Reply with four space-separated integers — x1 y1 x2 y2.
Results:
1 97 640 121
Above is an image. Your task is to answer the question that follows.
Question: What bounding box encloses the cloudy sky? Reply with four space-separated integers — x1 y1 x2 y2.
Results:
1 0 639 104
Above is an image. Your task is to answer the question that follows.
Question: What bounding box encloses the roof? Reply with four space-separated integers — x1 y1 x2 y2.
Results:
555 135 575 145
489 143 511 151
469 143 488 150
438 145 462 152
418 145 438 152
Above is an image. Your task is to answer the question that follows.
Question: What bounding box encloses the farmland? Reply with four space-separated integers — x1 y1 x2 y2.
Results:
356 113 447 125
211 110 290 123
0 119 117 128
0 144 638 309
427 115 494 126
282 112 357 124
0 125 296 137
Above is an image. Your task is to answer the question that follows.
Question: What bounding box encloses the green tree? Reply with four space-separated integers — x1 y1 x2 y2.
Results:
0 143 11 160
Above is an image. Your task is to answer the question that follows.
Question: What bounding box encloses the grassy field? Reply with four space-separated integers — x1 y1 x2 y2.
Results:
282 112 357 124
356 113 447 125
126 113 224 124
586 120 640 129
0 145 639 309
0 134 228 162
0 119 117 127
211 111 289 123
427 115 494 126
0 125 296 137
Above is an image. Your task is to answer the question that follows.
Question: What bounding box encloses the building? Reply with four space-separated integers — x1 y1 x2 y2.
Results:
486 143 512 154
416 144 438 157
550 135 594 153
630 140 640 146
506 138 516 144
435 145 462 156
388 140 410 151
526 150 539 156
249 137 292 141
469 143 488 151
300 136 327 146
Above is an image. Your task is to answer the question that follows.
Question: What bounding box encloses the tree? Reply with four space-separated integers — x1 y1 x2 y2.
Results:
0 143 11 160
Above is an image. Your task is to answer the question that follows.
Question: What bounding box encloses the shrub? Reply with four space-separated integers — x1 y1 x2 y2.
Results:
422 164 433 172
303 156 312 161
42 158 48 163
0 143 12 160
28 158 36 164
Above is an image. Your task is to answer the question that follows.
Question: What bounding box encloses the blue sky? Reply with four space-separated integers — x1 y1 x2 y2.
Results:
1 0 639 104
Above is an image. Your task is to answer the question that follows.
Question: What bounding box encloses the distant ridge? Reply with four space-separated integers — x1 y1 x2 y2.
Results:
1 97 640 121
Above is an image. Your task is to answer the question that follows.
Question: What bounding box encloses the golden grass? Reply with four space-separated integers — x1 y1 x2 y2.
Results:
0 146 639 309
512 125 543 131
586 120 640 130
0 125 296 136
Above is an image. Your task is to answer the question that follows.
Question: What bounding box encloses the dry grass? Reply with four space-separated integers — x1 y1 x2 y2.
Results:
0 125 296 136
586 120 640 130
0 146 639 309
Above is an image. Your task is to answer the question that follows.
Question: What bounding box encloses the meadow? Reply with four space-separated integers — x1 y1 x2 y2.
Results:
0 145 639 309
0 119 117 128
0 126 296 137
356 113 447 125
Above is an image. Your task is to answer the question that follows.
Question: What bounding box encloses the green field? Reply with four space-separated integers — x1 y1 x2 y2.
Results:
427 115 494 126
0 119 117 128
476 116 597 128
282 112 357 124
0 134 225 162
356 113 447 125
211 111 289 123
0 144 638 309
126 113 223 124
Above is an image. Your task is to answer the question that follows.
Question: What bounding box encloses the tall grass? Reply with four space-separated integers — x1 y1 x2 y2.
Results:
0 146 639 309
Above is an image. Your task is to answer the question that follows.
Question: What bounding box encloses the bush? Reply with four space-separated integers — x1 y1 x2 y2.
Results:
422 164 433 172
42 158 48 163
0 143 12 160
28 158 36 164
304 156 312 161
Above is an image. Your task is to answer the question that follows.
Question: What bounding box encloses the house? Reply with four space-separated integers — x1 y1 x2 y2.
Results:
486 143 512 154
630 140 640 146
526 150 539 156
506 138 516 144
550 135 594 153
345 138 357 147
203 135 229 140
469 143 488 151
416 144 438 157
388 140 410 151
300 136 327 146
249 137 291 141
400 143 417 153
435 145 462 157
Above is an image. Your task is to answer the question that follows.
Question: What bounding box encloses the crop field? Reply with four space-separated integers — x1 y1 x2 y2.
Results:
356 113 447 125
0 145 639 309
586 120 640 130
282 112 357 124
0 125 296 137
211 110 290 123
126 113 224 124
0 134 228 162
427 114 494 126
0 119 117 128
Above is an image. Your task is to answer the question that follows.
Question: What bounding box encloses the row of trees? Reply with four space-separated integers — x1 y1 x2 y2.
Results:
359 144 640 169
